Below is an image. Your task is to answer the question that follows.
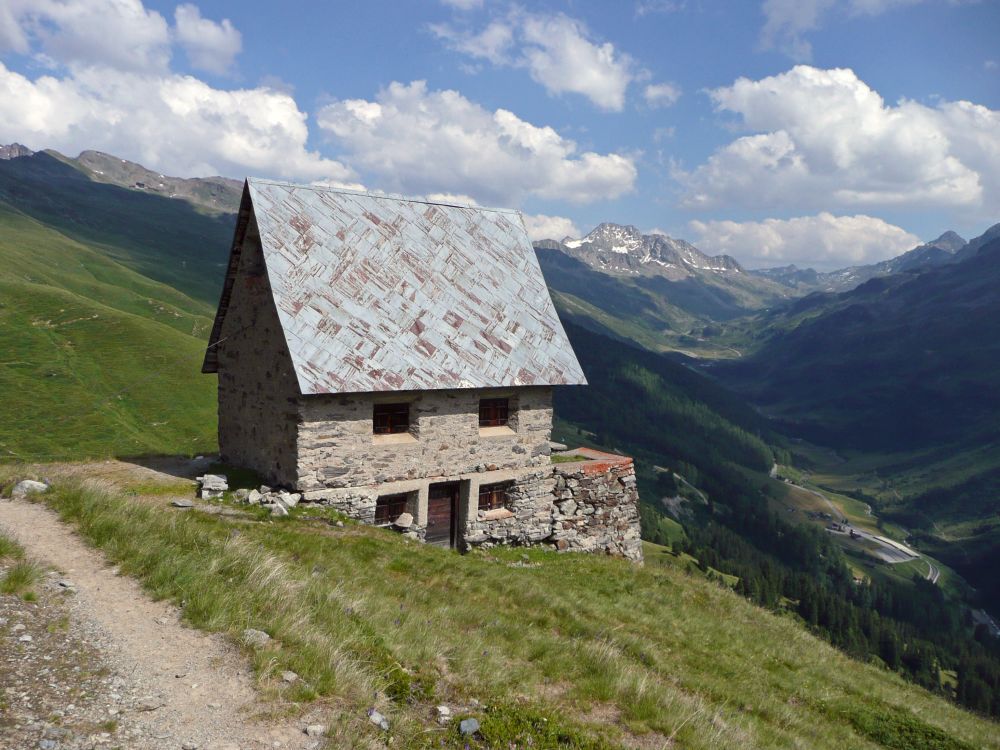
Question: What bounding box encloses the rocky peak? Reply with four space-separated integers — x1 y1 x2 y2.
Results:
557 222 743 279
925 230 966 253
0 143 33 160
565 223 645 254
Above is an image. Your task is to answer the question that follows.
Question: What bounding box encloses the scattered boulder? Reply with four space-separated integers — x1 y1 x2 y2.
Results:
247 489 262 505
304 724 327 737
281 670 299 683
269 503 289 518
436 705 452 724
368 709 390 731
11 479 48 499
171 498 194 509
242 628 271 649
234 488 250 501
279 491 301 508
459 718 480 735
196 474 228 499
393 512 414 529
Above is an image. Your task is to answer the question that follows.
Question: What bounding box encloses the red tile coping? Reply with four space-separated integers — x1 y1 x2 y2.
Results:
557 446 634 476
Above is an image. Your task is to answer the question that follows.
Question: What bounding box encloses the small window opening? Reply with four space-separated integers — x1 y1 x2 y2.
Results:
374 402 409 434
479 397 509 428
478 482 511 512
375 493 409 526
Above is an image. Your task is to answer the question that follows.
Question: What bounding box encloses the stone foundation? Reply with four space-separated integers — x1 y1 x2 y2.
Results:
301 447 643 562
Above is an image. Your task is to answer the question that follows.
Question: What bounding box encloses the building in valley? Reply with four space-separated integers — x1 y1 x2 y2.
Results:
202 179 641 560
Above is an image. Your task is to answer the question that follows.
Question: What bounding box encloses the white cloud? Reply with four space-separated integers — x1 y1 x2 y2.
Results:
521 213 580 241
174 4 241 75
678 66 1000 214
432 12 638 111
432 19 514 64
0 0 171 72
0 62 354 183
519 14 635 111
316 80 636 205
689 212 921 269
759 0 835 60
761 0 933 61
426 192 479 205
643 82 681 107
440 0 484 9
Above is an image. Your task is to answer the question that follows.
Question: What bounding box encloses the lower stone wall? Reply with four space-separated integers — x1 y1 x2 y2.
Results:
548 457 642 561
463 450 642 562
302 447 643 563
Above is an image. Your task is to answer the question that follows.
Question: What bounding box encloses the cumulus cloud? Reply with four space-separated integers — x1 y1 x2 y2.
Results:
643 82 681 107
521 213 580 241
0 0 172 72
174 4 241 75
689 212 921 269
0 62 354 183
316 80 636 205
432 11 638 111
678 66 1000 215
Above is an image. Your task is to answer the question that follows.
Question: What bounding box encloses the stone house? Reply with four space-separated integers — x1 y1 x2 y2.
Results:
202 179 641 560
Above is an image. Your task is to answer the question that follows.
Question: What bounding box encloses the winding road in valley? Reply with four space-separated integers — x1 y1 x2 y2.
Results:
780 475 936 575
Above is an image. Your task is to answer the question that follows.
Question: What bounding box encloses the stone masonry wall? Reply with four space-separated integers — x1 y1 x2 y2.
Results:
295 387 553 491
215 219 300 487
463 449 643 562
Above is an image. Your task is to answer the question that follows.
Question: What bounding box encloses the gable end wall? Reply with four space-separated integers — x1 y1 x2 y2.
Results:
215 218 300 485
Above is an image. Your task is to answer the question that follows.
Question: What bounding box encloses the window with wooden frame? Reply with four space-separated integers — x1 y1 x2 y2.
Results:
373 402 410 434
479 397 509 428
478 482 511 512
374 493 409 526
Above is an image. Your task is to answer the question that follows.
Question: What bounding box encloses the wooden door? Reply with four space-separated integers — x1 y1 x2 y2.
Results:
426 482 459 548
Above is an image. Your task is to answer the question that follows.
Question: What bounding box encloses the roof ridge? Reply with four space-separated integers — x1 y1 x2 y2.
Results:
245 177 520 216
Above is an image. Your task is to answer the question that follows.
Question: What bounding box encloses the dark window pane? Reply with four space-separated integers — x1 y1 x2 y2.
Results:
373 402 409 434
375 493 409 525
478 482 510 511
479 398 509 427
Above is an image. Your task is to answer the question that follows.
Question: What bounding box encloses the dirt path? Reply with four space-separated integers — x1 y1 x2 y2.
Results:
0 497 324 750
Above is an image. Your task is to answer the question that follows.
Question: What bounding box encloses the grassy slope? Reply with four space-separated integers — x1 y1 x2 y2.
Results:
16 476 997 750
0 151 235 303
0 203 217 460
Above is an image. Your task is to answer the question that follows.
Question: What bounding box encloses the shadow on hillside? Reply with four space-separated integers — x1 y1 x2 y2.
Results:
0 151 235 303
117 453 218 482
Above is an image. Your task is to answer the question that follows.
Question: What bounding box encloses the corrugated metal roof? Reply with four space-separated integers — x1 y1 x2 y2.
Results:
205 179 586 394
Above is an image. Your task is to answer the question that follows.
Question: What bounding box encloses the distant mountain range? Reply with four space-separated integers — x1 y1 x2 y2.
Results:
545 222 742 278
0 142 241 215
534 224 795 355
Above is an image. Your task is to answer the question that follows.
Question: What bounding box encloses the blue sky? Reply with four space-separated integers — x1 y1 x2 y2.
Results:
0 0 997 269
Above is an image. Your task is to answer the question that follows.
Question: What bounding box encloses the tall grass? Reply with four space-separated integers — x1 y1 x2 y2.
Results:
36 480 1000 750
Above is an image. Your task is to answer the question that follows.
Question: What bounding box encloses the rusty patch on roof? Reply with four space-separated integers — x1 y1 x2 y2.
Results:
205 179 586 394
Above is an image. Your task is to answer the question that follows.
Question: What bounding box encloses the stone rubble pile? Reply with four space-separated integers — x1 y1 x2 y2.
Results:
195 474 228 499
234 484 302 517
